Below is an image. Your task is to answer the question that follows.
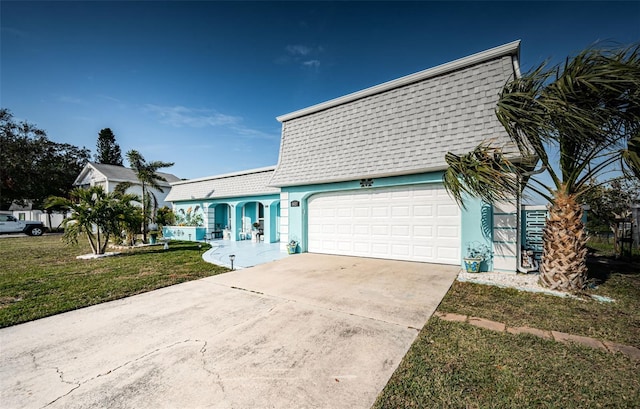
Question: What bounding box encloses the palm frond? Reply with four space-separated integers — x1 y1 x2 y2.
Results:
622 133 640 179
443 143 520 208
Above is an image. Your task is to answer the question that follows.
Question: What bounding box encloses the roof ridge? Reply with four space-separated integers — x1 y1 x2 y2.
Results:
171 165 276 185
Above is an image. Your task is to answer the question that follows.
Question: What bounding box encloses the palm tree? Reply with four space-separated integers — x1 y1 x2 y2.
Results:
45 186 139 255
126 150 174 243
443 44 640 292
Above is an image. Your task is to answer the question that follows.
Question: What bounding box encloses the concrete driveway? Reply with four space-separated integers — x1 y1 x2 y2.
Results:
0 254 458 409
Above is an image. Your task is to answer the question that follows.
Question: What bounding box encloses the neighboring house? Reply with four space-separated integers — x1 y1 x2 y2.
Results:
8 201 70 229
73 163 181 208
269 40 523 272
165 167 281 243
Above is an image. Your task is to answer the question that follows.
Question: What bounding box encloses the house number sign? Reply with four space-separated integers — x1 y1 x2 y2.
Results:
290 200 300 207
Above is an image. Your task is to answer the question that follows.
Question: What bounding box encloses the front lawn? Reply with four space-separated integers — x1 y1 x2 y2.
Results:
0 235 227 327
374 318 639 408
375 255 640 408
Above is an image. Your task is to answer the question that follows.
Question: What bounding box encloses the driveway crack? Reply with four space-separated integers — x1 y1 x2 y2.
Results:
40 339 210 408
198 340 226 393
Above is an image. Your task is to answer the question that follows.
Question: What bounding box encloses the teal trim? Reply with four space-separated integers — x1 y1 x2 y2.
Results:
163 226 206 241
171 194 280 242
460 196 494 272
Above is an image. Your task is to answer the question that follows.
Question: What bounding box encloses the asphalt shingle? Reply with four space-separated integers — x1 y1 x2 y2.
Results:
166 167 279 202
270 42 520 187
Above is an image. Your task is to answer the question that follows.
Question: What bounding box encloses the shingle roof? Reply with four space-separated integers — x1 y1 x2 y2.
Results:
270 41 521 187
165 166 279 202
74 163 181 186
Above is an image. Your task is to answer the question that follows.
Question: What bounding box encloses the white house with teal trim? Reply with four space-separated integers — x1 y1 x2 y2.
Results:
268 41 523 272
165 166 281 243
74 162 181 208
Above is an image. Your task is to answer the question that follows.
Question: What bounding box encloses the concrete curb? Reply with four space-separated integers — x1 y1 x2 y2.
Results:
433 311 640 361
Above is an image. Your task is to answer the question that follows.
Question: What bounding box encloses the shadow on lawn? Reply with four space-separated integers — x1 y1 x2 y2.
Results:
587 253 640 284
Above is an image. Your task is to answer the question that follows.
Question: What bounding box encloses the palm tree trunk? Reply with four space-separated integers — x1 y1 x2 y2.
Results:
539 190 588 292
142 182 147 244
85 231 98 255
100 233 110 254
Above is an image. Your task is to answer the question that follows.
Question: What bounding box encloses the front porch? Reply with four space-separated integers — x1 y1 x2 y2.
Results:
205 197 281 243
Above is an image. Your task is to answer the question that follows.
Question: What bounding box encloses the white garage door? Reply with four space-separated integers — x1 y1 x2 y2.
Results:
307 184 460 264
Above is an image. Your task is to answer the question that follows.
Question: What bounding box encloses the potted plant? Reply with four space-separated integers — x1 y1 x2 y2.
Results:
463 242 491 273
287 240 298 254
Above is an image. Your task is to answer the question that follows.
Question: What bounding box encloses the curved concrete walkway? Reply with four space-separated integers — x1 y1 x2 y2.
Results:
202 239 287 269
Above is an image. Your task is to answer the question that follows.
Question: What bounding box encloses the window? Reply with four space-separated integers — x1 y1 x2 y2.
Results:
18 213 26 221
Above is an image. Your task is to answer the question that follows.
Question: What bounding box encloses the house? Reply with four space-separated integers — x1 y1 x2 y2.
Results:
167 41 524 272
269 40 523 272
73 163 181 208
7 201 70 230
165 167 281 242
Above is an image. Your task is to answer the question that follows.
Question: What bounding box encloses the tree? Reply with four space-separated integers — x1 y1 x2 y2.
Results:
126 150 174 243
581 178 640 251
45 186 139 255
443 44 640 292
0 108 90 210
94 128 123 165
156 206 175 228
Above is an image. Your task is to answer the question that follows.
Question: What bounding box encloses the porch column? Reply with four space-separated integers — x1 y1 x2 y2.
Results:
230 204 243 241
267 202 278 243
262 202 271 243
206 205 215 237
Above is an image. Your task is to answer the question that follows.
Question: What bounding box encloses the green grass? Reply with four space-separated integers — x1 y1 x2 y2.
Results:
438 274 640 348
376 253 640 408
588 235 640 258
374 318 640 409
0 235 227 327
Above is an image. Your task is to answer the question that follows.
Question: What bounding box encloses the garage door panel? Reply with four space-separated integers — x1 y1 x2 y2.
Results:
370 206 388 217
337 207 352 217
337 241 353 251
308 184 460 265
336 224 351 234
371 225 389 236
437 204 460 216
437 226 459 237
413 225 433 238
391 206 410 217
413 205 433 216
353 242 370 253
371 243 390 254
391 225 410 237
391 244 410 256
354 207 370 217
437 248 460 264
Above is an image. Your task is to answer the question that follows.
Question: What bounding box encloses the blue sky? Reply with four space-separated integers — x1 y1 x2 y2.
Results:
2 1 639 180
